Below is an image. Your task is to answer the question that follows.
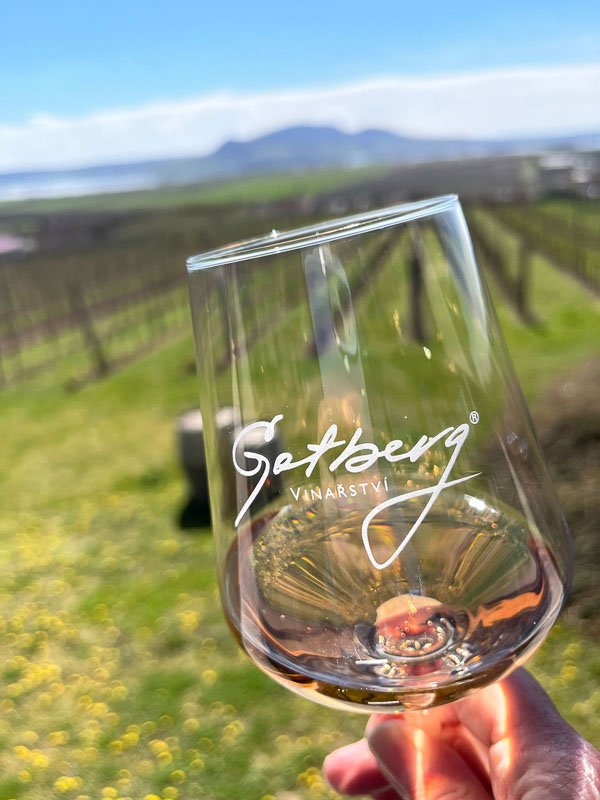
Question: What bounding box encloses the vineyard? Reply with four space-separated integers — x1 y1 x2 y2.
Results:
0 201 321 388
1 194 598 390
0 187 599 799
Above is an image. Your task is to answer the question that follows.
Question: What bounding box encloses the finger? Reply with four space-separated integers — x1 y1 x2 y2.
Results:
367 707 491 789
456 670 567 748
326 710 490 798
456 669 600 800
323 738 392 796
370 787 406 800
367 708 463 746
368 718 493 800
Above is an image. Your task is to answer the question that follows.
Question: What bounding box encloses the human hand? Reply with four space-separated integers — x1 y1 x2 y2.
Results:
323 669 600 799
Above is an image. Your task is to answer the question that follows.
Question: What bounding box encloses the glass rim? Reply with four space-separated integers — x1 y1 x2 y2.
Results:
187 193 459 271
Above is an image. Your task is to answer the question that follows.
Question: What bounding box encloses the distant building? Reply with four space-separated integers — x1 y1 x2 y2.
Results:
538 152 600 198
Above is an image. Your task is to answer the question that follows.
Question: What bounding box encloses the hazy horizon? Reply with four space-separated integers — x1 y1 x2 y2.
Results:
3 2 599 175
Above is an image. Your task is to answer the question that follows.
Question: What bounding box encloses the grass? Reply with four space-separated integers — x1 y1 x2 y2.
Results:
0 337 365 800
471 207 600 397
0 201 599 799
540 198 600 233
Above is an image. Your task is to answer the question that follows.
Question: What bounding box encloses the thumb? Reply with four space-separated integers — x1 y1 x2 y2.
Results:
367 718 492 800
456 670 600 800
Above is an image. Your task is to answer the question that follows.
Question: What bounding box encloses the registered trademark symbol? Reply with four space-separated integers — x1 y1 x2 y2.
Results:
469 411 480 424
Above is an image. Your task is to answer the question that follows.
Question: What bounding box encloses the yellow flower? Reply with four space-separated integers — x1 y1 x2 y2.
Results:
177 611 199 633
163 788 178 799
223 720 244 737
54 776 83 793
296 735 312 747
159 538 180 556
80 746 99 763
156 751 173 766
563 642 582 659
19 769 32 783
14 745 30 760
182 718 199 734
94 667 111 681
31 751 50 769
149 739 169 754
78 694 93 708
121 730 139 748
170 769 185 784
560 664 579 683
111 684 128 701
101 788 118 798
89 701 110 717
201 669 217 686
50 730 69 746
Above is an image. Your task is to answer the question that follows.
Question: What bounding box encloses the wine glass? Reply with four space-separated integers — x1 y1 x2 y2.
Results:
186 195 572 713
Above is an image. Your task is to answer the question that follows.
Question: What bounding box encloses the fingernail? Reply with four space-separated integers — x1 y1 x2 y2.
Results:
367 720 413 797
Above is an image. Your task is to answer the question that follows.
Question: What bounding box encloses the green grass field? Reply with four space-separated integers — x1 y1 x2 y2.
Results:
0 196 599 799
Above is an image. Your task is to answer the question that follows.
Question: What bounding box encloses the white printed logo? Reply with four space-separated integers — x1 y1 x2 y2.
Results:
232 414 480 570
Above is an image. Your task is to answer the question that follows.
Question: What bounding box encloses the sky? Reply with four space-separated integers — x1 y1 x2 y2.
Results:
1 1 600 171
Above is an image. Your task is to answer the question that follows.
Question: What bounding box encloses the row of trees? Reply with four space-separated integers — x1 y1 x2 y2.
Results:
0 199 597 388
0 204 305 388
488 204 599 296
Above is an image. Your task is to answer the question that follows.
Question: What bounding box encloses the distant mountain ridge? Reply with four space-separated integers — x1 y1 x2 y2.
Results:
1 125 599 201
210 125 600 173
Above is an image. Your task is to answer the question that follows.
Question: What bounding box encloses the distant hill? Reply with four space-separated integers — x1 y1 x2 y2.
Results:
209 126 600 174
1 125 599 201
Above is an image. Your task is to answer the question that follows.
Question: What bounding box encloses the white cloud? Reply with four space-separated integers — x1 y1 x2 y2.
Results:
1 63 600 171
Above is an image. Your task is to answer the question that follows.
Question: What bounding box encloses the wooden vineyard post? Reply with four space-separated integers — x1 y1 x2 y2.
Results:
0 268 23 382
515 239 532 321
68 281 110 378
144 265 161 341
468 211 538 328
408 234 427 345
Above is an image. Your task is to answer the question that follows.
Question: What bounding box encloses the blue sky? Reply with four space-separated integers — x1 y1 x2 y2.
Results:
1 2 599 169
3 0 599 123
